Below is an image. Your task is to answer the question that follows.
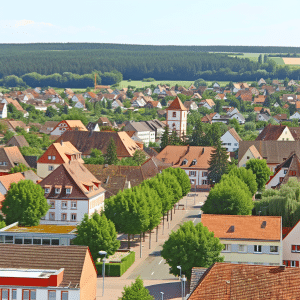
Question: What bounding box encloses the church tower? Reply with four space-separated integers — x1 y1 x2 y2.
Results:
166 96 187 137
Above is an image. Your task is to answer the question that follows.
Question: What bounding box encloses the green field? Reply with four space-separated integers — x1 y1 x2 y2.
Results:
269 57 285 65
229 53 286 65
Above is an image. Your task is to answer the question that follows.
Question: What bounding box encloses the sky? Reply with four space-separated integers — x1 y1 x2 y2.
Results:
1 0 299 46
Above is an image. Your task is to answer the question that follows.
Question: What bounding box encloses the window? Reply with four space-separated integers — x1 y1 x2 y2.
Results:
3 162 7 166
50 201 55 208
61 201 67 209
238 244 246 252
190 179 195 185
191 160 197 166
5 236 13 244
189 171 196 177
202 172 208 177
48 155 52 160
181 160 187 166
15 238 23 244
222 244 231 252
48 165 54 171
254 245 262 253
48 291 56 300
270 246 278 253
71 213 77 221
52 156 56 160
202 180 208 185
33 238 41 245
23 290 29 300
49 212 55 221
62 291 68 300
66 188 72 194
61 213 67 221
71 201 77 209
228 143 231 146
55 188 61 194
291 245 300 253
172 112 176 117
2 289 9 300
284 169 288 174
45 188 50 194
12 290 17 300
42 239 51 245
234 143 238 146
24 238 32 245
51 239 59 246
291 261 296 267
247 156 250 159
30 290 36 300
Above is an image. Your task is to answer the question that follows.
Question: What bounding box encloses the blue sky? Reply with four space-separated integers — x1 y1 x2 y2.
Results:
1 0 299 46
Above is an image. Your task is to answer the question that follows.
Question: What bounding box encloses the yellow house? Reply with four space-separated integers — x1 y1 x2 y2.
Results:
202 214 282 266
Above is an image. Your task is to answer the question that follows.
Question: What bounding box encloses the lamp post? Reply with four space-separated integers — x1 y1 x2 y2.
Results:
177 265 182 299
182 275 187 300
160 291 164 300
99 251 107 297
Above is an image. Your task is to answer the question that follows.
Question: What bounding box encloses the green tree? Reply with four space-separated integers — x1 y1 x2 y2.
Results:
258 54 263 64
9 163 32 174
105 138 118 165
119 277 154 300
207 141 229 184
161 221 224 279
164 167 191 196
2 180 49 226
202 176 253 215
160 125 169 150
132 150 147 165
190 119 205 146
45 106 57 118
73 212 120 261
83 148 105 165
246 159 271 191
228 167 257 196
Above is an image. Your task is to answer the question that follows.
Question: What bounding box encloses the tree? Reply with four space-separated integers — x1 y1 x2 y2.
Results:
227 167 257 196
202 176 253 215
161 221 224 279
207 141 229 184
169 129 182 145
73 212 120 261
164 167 191 196
160 125 169 150
2 180 49 226
83 148 105 165
190 119 205 146
246 159 272 191
9 163 32 174
105 138 118 165
132 150 147 165
45 106 57 118
119 277 154 300
258 54 263 64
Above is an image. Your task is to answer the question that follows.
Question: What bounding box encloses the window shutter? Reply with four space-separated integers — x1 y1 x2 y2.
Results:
292 245 296 251
288 261 291 267
297 245 300 252
296 261 299 267
283 260 286 266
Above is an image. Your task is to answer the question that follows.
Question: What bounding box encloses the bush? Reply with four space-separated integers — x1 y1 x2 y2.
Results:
96 251 135 277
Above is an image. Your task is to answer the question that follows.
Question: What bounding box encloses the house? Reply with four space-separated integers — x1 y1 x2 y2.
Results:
1 98 28 117
39 161 105 225
238 140 300 170
256 124 295 141
0 103 7 119
0 222 77 246
282 94 297 103
123 121 155 146
201 214 282 265
215 93 226 100
199 99 215 110
258 78 267 86
145 100 162 109
256 113 275 122
51 120 87 136
131 97 146 108
266 152 300 189
98 117 113 128
83 91 97 99
40 121 60 135
0 146 30 174
71 94 86 109
156 145 226 188
230 112 245 124
37 141 84 178
188 263 300 300
239 93 253 102
283 219 300 267
0 244 97 300
274 114 288 123
0 120 29 133
290 111 300 120
111 99 124 109
183 100 198 111
253 95 266 105
56 131 141 158
5 135 29 148
0 172 25 195
153 85 167 95
274 102 280 108
221 128 242 152
166 96 187 137
201 112 216 124
140 119 166 139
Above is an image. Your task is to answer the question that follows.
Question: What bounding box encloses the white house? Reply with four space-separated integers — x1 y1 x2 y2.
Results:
221 128 242 152
283 220 300 267
123 121 155 146
0 103 7 119
230 112 246 124
200 99 215 110
112 99 124 109
291 112 300 120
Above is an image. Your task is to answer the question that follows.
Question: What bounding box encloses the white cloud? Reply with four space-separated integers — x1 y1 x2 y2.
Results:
14 20 35 27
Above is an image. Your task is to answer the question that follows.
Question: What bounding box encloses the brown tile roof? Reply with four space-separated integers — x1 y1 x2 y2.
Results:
201 112 216 124
274 114 288 121
4 97 25 112
253 95 266 104
254 106 263 112
5 135 29 148
0 244 92 288
1 146 30 170
40 161 104 199
0 172 25 190
256 124 287 141
240 93 253 101
40 121 60 134
156 145 216 169
238 140 300 165
200 99 215 107
166 96 187 111
3 120 29 131
201 214 281 241
189 262 300 300
56 131 140 158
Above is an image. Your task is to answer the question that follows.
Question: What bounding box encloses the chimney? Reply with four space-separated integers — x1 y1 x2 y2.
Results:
279 265 286 271
60 139 63 146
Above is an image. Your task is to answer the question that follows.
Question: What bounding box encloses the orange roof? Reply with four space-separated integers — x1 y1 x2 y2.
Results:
254 106 263 112
296 102 300 109
248 145 263 159
189 263 300 300
0 173 25 191
156 146 215 169
201 99 215 107
166 96 187 111
64 120 87 131
201 214 281 241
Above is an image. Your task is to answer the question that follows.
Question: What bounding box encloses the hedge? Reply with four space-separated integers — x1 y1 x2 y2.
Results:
96 251 135 277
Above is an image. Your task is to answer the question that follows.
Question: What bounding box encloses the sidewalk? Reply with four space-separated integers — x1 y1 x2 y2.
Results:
97 193 208 299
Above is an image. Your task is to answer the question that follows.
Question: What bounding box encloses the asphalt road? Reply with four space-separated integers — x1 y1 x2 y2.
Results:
128 195 205 281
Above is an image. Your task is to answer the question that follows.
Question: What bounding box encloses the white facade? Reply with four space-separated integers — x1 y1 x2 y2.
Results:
221 131 240 152
283 221 300 267
266 168 288 189
202 102 214 110
0 104 7 119
183 169 209 186
74 102 85 109
51 122 68 136
291 112 300 120
134 130 155 146
230 113 245 124
41 192 105 225
167 110 187 137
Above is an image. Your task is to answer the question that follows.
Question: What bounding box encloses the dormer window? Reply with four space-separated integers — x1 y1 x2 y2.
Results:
66 186 72 194
181 159 188 166
55 188 61 194
45 188 50 194
191 159 197 166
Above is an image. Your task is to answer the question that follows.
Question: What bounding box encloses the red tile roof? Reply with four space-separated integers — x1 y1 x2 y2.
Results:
256 124 287 141
166 96 187 111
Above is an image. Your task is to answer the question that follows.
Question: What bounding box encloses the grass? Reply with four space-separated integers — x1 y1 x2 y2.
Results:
269 57 285 65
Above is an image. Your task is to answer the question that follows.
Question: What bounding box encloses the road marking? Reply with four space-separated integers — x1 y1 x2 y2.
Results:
193 218 196 223
159 259 163 265
151 272 154 275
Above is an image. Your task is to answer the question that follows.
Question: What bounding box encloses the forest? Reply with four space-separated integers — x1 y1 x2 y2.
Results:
1 43 300 86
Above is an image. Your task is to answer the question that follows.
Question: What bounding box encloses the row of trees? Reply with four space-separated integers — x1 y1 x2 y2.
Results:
104 168 191 249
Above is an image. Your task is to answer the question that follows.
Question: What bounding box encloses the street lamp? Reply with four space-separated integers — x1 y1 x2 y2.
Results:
181 275 187 300
160 291 164 300
177 266 182 299
99 251 107 297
